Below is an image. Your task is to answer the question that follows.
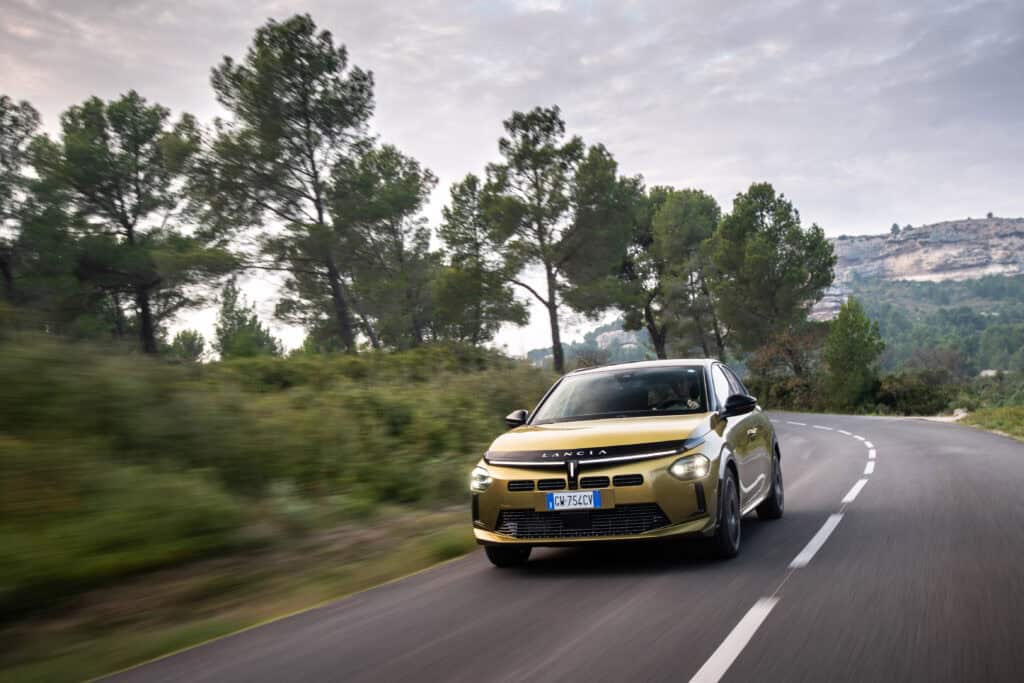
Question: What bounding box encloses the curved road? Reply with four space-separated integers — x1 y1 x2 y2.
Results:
109 414 1024 682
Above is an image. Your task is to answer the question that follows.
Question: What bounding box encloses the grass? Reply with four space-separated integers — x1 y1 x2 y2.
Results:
964 406 1024 440
0 510 478 683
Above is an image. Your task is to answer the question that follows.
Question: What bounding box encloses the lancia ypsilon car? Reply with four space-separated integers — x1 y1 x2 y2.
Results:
470 359 783 566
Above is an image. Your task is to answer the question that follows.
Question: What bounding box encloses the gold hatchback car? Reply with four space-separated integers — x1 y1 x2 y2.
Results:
471 359 783 566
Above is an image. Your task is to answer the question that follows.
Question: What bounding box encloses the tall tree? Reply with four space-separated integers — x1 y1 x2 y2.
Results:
214 277 281 358
36 91 234 353
706 182 835 360
484 107 629 373
562 183 724 360
434 174 527 345
331 144 437 349
200 14 374 353
0 95 41 301
823 297 884 411
651 188 724 358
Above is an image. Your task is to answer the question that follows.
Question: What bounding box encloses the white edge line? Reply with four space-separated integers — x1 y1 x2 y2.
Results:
786 421 807 426
864 461 875 475
838 429 852 436
864 441 874 449
868 448 876 460
789 513 844 568
812 425 833 431
842 478 869 504
853 435 865 441
689 597 779 683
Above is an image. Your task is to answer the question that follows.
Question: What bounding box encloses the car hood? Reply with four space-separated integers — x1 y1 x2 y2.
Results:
485 414 711 466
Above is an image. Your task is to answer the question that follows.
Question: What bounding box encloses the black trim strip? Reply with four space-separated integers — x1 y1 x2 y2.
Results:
485 439 685 466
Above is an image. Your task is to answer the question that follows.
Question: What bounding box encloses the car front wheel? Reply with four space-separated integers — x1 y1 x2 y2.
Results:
710 472 741 559
485 545 532 567
757 451 784 520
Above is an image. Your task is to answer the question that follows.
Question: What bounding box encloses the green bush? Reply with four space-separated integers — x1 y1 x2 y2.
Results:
745 374 826 412
0 337 553 614
0 438 245 615
874 371 953 415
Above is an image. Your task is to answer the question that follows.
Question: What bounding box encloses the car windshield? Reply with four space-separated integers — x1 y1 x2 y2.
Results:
531 366 708 424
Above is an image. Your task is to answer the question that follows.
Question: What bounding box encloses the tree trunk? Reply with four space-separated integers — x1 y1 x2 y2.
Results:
406 283 424 348
692 311 711 357
0 255 13 302
544 266 564 373
698 270 726 358
325 262 358 354
357 310 381 350
643 303 667 359
135 286 158 354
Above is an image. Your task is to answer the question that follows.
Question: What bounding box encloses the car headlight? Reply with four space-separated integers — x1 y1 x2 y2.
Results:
669 454 710 481
470 465 492 493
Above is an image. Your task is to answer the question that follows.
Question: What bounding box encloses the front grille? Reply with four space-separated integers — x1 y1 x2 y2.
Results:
613 474 644 487
508 480 535 491
537 478 566 491
495 504 670 539
579 476 610 489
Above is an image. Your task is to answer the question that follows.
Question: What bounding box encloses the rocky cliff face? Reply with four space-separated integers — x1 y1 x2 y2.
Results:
811 217 1024 319
832 217 1024 284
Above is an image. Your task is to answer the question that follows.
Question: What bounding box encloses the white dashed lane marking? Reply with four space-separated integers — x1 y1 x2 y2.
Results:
696 419 878 683
688 598 779 683
789 513 845 568
842 478 869 504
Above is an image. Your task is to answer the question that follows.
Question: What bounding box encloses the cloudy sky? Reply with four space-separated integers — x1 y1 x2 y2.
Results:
3 0 1023 353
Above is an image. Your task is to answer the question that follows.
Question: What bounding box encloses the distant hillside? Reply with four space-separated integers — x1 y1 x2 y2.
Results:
852 274 1024 373
526 319 652 367
834 217 1024 283
813 216 1024 319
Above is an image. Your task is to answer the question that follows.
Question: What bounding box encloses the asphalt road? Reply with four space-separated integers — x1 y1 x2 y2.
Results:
109 413 1024 683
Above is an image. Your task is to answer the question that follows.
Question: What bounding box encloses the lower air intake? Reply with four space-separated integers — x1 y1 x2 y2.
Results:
495 504 670 539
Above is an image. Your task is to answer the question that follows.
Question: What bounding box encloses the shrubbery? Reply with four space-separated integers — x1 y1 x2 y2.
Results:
751 365 1024 417
0 337 553 614
874 371 952 415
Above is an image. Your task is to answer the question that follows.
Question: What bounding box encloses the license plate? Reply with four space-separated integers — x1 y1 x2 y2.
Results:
546 490 601 510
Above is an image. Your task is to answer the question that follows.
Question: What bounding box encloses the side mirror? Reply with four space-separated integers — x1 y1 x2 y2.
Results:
721 393 757 418
505 409 529 429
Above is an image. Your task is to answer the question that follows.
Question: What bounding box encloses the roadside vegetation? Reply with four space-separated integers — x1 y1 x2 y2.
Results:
1 507 476 682
0 338 552 619
965 407 1024 441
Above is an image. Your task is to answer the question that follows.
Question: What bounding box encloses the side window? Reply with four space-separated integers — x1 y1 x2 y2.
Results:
711 365 732 409
723 366 748 397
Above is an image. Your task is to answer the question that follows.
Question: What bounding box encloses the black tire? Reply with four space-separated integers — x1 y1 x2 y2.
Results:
485 545 532 567
710 471 741 559
757 450 784 520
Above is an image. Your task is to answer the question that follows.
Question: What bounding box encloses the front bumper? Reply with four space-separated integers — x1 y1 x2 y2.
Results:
472 454 721 546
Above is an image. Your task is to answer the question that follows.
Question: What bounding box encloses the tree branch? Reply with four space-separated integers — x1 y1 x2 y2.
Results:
511 278 549 307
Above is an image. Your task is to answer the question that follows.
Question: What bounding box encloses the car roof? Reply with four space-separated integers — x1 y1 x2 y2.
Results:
566 358 720 376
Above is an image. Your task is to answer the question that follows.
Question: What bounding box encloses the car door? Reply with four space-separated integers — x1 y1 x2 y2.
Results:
711 364 760 509
723 364 772 502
